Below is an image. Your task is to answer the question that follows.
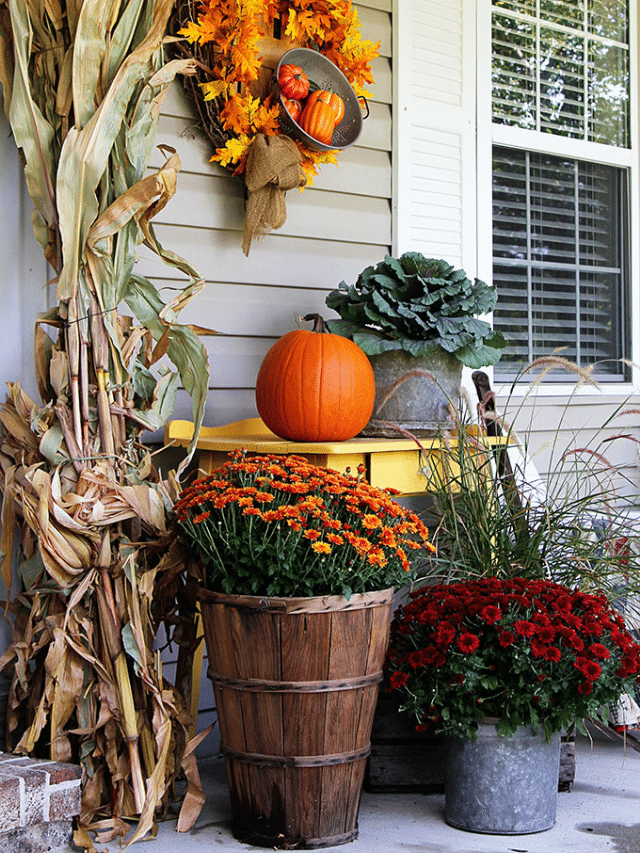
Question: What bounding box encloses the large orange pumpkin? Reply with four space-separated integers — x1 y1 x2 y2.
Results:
255 314 376 442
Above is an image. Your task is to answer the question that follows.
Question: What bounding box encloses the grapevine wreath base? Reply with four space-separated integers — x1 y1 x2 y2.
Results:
170 0 379 253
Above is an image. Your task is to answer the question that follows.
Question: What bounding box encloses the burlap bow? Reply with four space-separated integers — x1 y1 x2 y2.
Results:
242 133 307 256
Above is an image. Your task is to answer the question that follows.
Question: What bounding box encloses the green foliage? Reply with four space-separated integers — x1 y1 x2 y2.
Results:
421 367 640 611
325 253 507 367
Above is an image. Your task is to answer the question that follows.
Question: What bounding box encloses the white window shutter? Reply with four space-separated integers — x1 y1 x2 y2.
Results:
393 0 477 273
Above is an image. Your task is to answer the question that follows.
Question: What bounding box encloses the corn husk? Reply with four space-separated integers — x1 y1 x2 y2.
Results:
0 0 212 844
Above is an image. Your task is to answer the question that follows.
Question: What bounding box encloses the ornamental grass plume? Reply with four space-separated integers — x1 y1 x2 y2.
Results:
387 577 640 741
174 450 434 598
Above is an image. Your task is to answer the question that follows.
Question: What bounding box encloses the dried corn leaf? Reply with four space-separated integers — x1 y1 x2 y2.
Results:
0 0 209 844
0 465 16 592
4 0 58 240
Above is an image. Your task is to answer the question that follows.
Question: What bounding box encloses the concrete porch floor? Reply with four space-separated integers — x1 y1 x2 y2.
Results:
124 721 640 853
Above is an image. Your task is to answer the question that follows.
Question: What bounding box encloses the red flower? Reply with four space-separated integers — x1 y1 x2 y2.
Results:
435 622 456 648
514 620 536 637
575 658 602 682
588 643 610 660
457 632 480 654
544 647 562 663
498 631 515 647
389 672 410 690
578 681 593 695
480 605 502 625
530 639 547 658
536 625 556 643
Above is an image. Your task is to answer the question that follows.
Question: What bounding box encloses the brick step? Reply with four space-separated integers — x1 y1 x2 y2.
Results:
0 754 81 853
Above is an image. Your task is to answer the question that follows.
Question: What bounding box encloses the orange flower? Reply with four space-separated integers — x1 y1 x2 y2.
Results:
175 449 434 598
304 529 321 541
367 548 387 567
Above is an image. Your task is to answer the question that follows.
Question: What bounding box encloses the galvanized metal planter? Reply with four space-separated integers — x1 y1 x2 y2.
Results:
444 718 561 834
360 348 462 437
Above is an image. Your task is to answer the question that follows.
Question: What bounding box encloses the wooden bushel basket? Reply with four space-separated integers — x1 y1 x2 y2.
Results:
198 587 393 849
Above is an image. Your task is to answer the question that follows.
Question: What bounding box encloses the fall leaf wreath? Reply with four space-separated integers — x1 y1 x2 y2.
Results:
171 0 380 185
171 0 380 253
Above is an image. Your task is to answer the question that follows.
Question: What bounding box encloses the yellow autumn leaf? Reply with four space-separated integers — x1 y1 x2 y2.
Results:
284 7 304 42
214 135 251 168
201 80 230 101
177 21 206 43
254 100 281 136
221 94 257 135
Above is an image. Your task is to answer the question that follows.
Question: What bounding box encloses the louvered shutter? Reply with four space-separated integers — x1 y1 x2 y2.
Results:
394 1 477 270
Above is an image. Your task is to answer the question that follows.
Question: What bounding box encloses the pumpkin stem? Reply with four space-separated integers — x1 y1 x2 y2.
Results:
303 313 330 334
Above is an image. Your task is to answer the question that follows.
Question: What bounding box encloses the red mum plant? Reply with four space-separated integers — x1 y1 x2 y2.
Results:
174 451 434 598
386 577 640 740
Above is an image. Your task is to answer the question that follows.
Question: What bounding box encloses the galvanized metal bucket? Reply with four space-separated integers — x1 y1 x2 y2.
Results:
360 348 462 438
444 719 561 835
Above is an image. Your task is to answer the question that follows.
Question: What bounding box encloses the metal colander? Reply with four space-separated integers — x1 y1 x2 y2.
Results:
276 47 363 152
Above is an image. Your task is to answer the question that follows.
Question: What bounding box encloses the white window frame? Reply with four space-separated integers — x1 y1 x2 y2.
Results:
476 0 640 397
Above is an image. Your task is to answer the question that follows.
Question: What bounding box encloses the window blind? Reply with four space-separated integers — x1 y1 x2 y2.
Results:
492 147 629 381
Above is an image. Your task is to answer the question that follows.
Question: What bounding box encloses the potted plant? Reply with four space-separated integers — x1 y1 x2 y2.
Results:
370 361 640 816
174 450 434 848
386 576 640 834
325 253 507 436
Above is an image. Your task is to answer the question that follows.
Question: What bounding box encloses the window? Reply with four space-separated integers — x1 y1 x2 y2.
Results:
490 0 632 382
493 147 629 380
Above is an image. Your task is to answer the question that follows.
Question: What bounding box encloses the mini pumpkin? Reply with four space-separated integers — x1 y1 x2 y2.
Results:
278 63 310 100
255 314 376 442
282 97 303 123
299 99 335 145
306 89 345 126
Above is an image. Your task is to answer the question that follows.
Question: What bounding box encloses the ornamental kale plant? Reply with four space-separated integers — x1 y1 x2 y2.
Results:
173 451 434 598
387 577 640 740
325 253 507 368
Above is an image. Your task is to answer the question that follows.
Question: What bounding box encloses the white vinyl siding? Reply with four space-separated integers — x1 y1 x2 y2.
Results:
137 1 393 430
0 112 49 403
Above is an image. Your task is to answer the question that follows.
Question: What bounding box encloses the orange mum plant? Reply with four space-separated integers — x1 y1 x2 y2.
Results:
175 0 379 183
174 451 433 598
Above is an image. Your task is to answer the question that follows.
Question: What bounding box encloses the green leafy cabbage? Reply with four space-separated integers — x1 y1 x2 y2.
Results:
326 253 507 368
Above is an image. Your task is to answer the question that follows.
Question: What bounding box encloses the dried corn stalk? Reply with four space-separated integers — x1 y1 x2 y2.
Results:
0 0 211 845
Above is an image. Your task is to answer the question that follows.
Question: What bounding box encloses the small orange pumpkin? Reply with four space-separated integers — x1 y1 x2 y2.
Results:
278 63 310 100
282 97 302 123
255 314 375 442
306 89 345 126
298 100 335 145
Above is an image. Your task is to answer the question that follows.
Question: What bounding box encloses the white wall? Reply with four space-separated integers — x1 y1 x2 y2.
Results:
140 0 393 428
0 112 49 401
